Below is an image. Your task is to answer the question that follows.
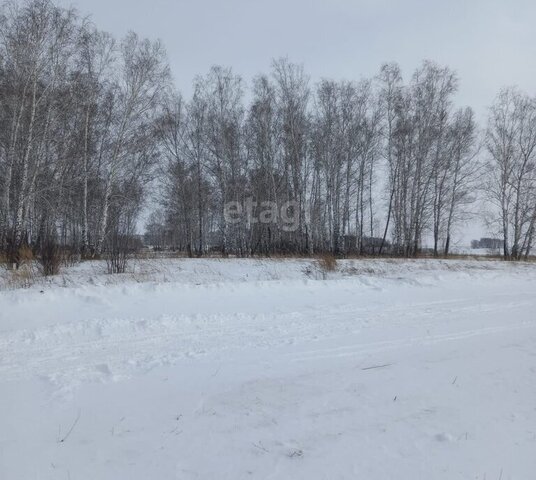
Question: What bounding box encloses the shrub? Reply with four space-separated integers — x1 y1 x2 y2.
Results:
38 240 62 276
105 232 130 274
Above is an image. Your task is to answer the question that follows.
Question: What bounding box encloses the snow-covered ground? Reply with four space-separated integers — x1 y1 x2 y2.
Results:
1 258 535 479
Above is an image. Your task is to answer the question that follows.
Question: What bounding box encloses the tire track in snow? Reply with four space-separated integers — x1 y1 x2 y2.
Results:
0 286 534 389
288 321 536 362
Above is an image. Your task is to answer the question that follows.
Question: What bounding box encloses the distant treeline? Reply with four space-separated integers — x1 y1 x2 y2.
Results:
1 0 535 267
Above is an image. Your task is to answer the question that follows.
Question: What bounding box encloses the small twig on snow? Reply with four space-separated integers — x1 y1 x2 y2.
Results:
362 363 393 371
252 441 269 453
58 409 81 443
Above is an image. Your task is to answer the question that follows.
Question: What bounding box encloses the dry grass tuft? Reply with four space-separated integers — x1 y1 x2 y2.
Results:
316 253 338 273
5 263 36 289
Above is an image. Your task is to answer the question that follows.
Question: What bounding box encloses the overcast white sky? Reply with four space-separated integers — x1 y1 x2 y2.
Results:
57 0 535 121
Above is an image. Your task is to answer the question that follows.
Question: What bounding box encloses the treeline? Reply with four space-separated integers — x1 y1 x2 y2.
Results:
150 61 535 260
0 0 169 269
1 0 535 270
150 61 480 258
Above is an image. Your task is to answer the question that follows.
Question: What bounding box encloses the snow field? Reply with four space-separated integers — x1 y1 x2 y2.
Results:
1 258 535 479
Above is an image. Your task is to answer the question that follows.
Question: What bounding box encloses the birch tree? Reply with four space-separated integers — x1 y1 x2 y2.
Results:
486 88 536 259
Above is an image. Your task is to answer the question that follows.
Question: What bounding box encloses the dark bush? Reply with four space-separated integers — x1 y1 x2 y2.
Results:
38 240 62 276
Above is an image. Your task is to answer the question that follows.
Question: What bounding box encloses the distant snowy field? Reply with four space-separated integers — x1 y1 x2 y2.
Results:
1 258 535 479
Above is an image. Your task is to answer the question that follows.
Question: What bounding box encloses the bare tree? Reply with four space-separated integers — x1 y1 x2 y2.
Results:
443 108 480 255
272 58 311 253
94 32 169 255
196 66 245 255
486 88 536 259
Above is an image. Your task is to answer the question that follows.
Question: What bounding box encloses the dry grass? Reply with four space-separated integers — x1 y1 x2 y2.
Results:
0 246 36 289
18 245 34 264
4 263 36 289
316 253 338 273
302 253 339 280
